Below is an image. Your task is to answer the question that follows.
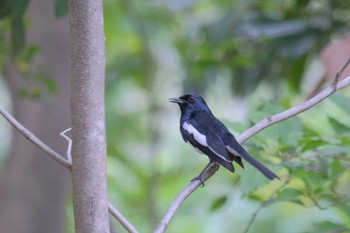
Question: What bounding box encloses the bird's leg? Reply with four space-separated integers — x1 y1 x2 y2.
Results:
191 159 217 187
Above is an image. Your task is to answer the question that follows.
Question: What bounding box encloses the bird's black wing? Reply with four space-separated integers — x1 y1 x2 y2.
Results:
181 113 236 172
221 130 280 180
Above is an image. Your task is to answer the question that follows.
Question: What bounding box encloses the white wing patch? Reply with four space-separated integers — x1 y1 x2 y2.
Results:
182 122 208 147
182 121 232 163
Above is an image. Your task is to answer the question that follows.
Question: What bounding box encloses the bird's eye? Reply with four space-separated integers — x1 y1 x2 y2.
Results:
188 96 195 103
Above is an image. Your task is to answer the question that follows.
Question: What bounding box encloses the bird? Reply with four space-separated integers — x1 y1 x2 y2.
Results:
169 92 279 184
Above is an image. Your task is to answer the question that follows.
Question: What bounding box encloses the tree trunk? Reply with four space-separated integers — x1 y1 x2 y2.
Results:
0 0 71 232
69 0 110 232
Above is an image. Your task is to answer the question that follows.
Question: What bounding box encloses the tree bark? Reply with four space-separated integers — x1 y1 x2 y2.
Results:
0 0 71 232
69 0 110 232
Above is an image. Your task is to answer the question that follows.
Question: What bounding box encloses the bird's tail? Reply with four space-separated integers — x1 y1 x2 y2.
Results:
227 145 280 180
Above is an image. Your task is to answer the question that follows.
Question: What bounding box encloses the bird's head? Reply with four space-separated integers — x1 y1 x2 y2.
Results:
169 93 210 115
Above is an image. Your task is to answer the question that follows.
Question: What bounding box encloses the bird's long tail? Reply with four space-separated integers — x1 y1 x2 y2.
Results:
227 145 280 180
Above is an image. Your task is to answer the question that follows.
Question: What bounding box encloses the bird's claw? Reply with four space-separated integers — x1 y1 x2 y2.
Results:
191 176 205 187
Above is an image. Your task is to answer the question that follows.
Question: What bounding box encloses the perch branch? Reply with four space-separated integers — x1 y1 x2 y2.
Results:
155 57 350 233
154 163 219 233
0 107 139 233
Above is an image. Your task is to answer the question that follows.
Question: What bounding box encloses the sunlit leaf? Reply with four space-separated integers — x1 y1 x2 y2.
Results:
273 188 303 205
293 168 325 191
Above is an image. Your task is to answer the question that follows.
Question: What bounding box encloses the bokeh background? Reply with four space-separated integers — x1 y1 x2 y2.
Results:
1 0 350 233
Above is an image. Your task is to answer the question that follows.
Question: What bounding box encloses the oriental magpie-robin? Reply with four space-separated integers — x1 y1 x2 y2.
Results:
169 93 279 183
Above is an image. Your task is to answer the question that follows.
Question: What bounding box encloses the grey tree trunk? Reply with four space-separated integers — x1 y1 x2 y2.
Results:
0 0 71 232
69 0 110 232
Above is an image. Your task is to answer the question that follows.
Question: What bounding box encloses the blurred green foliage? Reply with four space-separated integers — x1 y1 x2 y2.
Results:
102 1 350 232
1 0 350 233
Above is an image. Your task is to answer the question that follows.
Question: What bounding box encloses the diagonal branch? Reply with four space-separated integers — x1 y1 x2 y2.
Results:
155 57 350 233
0 107 72 169
237 74 350 144
0 107 139 233
154 163 219 233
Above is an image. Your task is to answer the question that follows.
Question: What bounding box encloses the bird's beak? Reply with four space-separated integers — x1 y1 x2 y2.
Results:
169 97 185 104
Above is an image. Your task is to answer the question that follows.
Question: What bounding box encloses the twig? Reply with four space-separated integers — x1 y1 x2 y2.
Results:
155 57 350 233
60 128 72 163
0 106 72 169
0 106 139 233
333 56 350 85
242 177 291 233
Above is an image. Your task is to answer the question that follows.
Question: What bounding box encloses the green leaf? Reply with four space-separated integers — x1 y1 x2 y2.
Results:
330 159 342 178
55 0 68 18
293 168 324 191
273 188 303 205
303 221 347 233
335 205 350 229
328 116 350 135
209 196 227 211
38 76 58 94
300 137 327 152
18 87 41 99
331 94 350 115
240 164 271 195
21 45 40 63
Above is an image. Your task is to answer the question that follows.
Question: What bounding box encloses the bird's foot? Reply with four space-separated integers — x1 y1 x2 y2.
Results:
191 175 205 187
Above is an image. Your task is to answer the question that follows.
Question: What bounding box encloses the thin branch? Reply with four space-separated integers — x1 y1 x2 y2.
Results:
0 106 72 169
155 57 350 233
237 75 350 143
154 163 219 233
333 56 350 85
60 128 72 163
0 106 139 233
242 177 291 233
108 203 139 233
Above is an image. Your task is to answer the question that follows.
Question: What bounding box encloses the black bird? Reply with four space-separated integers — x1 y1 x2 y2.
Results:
169 92 279 183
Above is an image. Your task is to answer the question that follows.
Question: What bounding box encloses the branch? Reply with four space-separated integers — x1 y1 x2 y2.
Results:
154 163 219 233
0 106 72 169
155 57 350 233
237 74 350 143
108 203 139 233
238 56 350 143
0 107 139 233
